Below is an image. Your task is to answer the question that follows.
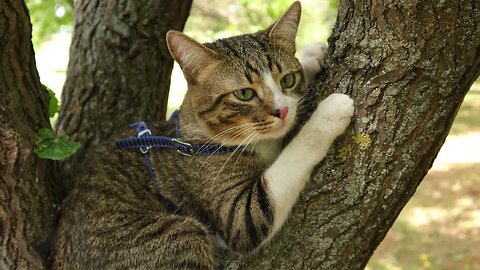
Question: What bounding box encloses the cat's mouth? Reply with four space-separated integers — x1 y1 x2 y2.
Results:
217 118 293 146
254 115 294 140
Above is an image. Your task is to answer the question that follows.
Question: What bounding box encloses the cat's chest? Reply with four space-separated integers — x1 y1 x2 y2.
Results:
249 139 282 164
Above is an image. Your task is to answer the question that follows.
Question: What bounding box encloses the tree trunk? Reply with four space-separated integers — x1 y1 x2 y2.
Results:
5 0 474 269
56 0 192 186
0 1 61 269
223 0 480 269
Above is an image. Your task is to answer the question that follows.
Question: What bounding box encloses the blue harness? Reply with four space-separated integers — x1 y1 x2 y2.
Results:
116 110 242 213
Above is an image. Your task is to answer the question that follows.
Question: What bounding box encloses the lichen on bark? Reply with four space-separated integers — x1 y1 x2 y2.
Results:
223 0 480 268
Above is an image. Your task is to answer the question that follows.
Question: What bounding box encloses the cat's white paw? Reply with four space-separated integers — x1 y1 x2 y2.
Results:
300 42 328 86
310 93 354 136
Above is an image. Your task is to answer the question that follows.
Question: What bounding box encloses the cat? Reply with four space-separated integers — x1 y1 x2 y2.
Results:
52 1 354 269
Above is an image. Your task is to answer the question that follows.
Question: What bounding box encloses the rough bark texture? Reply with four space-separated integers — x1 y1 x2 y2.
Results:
223 0 480 269
4 0 473 269
0 1 61 269
56 0 192 186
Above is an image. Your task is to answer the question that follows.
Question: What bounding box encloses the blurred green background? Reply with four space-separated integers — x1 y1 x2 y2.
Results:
30 0 339 112
28 0 479 269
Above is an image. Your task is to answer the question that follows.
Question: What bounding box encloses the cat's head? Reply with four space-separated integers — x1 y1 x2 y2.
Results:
166 1 305 145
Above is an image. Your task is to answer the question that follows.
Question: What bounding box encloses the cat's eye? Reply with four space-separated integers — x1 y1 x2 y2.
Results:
233 88 256 101
280 73 296 90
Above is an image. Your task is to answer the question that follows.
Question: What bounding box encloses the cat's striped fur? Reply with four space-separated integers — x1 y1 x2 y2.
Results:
52 2 354 269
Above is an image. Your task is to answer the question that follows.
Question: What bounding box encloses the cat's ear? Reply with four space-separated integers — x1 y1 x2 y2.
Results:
264 1 301 53
166 31 218 83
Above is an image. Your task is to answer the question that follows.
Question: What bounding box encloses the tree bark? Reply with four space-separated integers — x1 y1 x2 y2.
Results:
223 0 480 269
0 1 61 269
23 0 477 269
56 0 192 186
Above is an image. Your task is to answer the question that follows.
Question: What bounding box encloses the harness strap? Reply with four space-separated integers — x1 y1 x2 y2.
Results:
116 111 241 157
116 134 239 157
142 152 183 214
116 110 243 214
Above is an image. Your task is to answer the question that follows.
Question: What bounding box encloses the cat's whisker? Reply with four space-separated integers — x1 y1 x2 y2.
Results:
209 130 257 187
298 94 315 104
204 125 256 159
187 123 255 167
226 135 259 187
232 133 258 172
196 126 257 174
297 94 315 108
297 95 318 112
296 103 313 112
226 133 258 183
243 133 258 158
193 122 255 155
247 138 260 161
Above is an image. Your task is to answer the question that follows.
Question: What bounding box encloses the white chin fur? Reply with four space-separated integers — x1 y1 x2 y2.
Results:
257 96 298 141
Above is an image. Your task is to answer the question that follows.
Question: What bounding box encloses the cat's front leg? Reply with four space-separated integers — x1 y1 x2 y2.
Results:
210 95 353 254
266 93 354 235
300 42 328 86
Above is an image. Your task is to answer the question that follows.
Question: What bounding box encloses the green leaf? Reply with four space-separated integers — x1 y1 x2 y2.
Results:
35 128 81 160
43 85 59 117
26 0 74 47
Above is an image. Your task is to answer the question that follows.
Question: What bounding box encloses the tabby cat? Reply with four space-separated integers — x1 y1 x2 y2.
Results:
52 2 354 269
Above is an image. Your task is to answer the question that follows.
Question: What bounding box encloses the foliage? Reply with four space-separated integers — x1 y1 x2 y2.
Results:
238 0 292 31
44 85 59 117
34 85 79 160
26 0 73 47
186 0 339 46
34 128 80 160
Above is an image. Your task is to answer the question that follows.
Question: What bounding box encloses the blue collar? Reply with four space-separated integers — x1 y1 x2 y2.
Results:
116 110 241 157
115 110 242 214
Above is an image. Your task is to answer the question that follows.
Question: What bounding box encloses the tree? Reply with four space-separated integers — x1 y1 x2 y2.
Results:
1 0 479 269
0 1 61 268
225 1 480 268
26 0 73 47
55 0 193 187
0 0 192 268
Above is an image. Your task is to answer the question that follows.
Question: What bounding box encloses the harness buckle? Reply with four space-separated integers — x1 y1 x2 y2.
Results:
137 128 152 137
171 138 195 157
137 128 152 154
139 145 151 154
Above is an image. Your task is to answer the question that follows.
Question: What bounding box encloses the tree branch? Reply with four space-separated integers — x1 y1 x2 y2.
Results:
223 0 480 268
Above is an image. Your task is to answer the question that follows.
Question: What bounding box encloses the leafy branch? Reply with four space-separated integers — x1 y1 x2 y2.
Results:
35 85 80 160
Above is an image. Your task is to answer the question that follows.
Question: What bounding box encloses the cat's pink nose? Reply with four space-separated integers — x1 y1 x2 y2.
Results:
272 106 289 120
